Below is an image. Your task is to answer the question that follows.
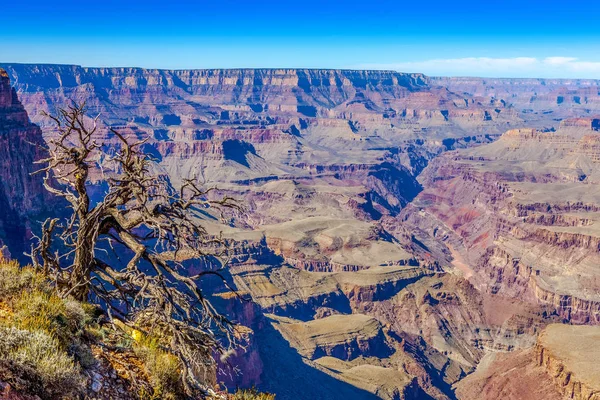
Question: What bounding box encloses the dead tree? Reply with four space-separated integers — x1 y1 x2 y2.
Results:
29 103 241 397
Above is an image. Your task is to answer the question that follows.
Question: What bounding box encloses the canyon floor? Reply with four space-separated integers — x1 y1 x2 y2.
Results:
1 65 600 399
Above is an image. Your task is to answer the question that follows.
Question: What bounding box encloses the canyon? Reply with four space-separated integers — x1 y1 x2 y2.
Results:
1 64 600 399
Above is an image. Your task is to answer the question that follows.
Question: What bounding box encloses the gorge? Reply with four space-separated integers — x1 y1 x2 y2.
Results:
1 64 600 399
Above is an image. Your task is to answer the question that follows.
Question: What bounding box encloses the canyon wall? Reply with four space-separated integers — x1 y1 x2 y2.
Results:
406 117 600 326
0 69 48 261
535 324 600 400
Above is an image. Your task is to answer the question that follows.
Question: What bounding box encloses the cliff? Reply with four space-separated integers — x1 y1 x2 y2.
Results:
405 120 600 325
0 65 428 126
536 324 600 400
1 65 427 92
0 63 528 137
0 68 47 261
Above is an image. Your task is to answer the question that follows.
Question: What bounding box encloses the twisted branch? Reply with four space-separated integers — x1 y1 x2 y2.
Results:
29 103 244 398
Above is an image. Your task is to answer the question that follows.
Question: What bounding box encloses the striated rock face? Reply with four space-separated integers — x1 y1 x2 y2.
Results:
453 349 564 400
0 69 47 261
431 77 600 125
230 263 432 321
535 324 600 400
226 255 536 399
405 119 600 327
273 314 391 360
396 116 600 399
1 66 427 103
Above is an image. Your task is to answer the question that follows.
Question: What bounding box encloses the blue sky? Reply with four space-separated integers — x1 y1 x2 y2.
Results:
1 0 600 78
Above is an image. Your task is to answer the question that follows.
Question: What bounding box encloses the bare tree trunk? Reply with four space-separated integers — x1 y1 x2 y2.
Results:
71 221 96 300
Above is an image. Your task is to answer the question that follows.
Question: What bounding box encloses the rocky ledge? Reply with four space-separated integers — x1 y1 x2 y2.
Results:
536 324 600 400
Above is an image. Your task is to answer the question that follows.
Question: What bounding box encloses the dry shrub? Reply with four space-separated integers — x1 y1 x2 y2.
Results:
13 290 87 348
0 326 84 398
0 260 48 297
0 261 91 398
134 335 185 400
231 387 276 400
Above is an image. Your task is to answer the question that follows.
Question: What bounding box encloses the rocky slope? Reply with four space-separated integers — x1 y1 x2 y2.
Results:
398 116 600 397
454 324 600 400
453 347 564 400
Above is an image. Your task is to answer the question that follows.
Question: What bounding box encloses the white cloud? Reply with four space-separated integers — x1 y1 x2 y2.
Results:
355 57 600 79
543 57 578 65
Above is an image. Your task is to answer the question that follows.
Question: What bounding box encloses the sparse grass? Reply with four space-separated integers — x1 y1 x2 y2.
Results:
0 259 259 399
14 290 79 345
0 259 49 297
133 334 185 400
231 387 276 400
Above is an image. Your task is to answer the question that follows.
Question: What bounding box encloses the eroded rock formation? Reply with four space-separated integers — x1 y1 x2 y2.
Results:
406 119 600 324
536 324 600 400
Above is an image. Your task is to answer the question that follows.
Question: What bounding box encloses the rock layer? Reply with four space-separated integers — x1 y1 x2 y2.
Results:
536 324 600 400
406 119 600 325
